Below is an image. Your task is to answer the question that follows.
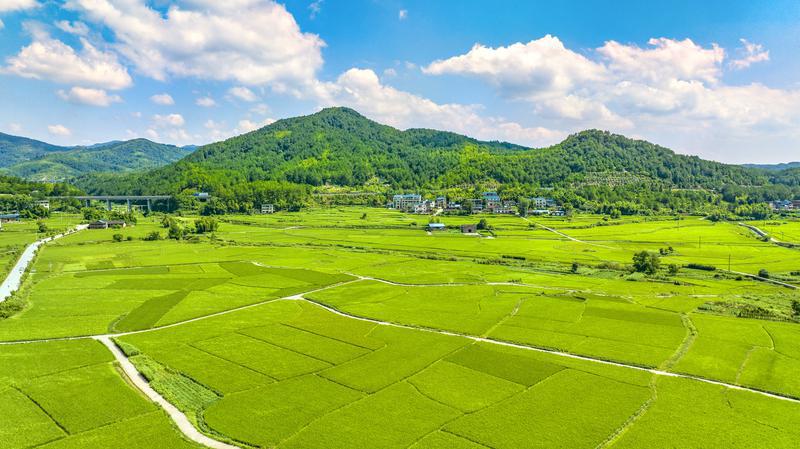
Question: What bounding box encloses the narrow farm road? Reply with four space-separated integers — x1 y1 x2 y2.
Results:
95 336 240 449
520 216 614 249
0 224 87 304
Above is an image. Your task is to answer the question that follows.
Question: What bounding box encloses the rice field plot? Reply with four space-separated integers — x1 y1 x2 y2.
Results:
308 281 687 367
0 339 199 449
117 298 800 449
0 235 352 341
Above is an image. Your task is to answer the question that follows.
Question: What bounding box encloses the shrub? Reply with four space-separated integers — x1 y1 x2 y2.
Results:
632 251 660 275
571 262 579 273
143 231 162 241
668 264 679 275
758 268 770 279
792 300 800 317
194 217 219 234
112 233 124 242
477 218 489 230
685 263 716 271
37 221 48 233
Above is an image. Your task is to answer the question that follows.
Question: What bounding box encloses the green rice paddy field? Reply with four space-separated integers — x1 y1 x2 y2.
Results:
2 208 800 448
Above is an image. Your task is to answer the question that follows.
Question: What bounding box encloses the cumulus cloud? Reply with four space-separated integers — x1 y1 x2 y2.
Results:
150 93 174 105
0 0 38 12
422 35 800 149
57 86 121 106
55 20 89 36
65 0 325 88
228 86 258 102
398 9 407 20
315 68 564 146
730 39 769 70
7 123 22 133
196 96 216 107
153 113 185 127
47 124 71 136
2 28 131 90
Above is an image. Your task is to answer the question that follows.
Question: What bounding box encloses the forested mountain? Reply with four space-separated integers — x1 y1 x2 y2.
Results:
76 107 771 197
0 132 66 167
0 134 192 181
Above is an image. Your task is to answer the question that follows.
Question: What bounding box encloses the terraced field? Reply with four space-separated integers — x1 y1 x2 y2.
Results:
2 208 800 448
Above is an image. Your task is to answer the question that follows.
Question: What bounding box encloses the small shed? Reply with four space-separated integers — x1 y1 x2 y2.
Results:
0 213 20 222
427 223 446 231
88 220 109 229
107 220 127 228
461 224 478 233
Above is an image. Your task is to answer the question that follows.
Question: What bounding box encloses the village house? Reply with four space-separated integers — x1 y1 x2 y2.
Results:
466 199 484 212
260 203 275 214
435 196 447 209
427 222 446 231
483 192 501 211
391 193 422 212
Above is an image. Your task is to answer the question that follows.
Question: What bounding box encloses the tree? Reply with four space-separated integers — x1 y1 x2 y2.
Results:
632 251 660 275
792 300 800 317
477 218 489 230
571 262 579 274
194 217 219 233
36 221 48 233
168 220 185 240
758 268 770 279
143 231 162 241
668 264 679 275
112 233 124 242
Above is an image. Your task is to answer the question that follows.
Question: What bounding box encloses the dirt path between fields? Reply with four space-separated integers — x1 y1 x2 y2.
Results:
520 217 615 249
96 336 240 449
0 224 87 304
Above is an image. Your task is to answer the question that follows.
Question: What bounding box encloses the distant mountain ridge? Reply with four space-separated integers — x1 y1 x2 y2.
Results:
743 162 800 172
0 133 193 181
75 107 776 195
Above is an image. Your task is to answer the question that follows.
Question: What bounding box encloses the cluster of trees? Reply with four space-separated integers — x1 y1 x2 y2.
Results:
156 216 219 240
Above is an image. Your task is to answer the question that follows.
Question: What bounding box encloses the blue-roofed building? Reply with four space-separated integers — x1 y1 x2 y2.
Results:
483 192 501 211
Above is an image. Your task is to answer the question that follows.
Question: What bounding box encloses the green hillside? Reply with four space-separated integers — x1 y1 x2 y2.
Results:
76 107 770 196
0 136 192 181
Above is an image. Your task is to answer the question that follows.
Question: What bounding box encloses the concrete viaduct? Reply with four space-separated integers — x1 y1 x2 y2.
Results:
49 195 173 212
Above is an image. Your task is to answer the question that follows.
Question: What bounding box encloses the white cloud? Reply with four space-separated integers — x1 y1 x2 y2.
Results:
0 19 4 30
0 0 38 12
422 35 800 147
57 86 121 106
66 0 324 88
316 68 564 146
309 0 323 19
55 20 89 36
150 93 174 105
153 113 185 127
7 123 22 133
228 86 258 102
145 128 159 139
47 124 71 136
597 37 724 84
2 29 131 90
398 9 407 20
196 96 216 107
237 118 275 133
730 39 769 70
383 68 397 77
424 36 606 101
250 103 269 115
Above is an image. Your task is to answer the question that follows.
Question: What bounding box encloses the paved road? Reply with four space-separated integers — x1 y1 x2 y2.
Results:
0 224 87 304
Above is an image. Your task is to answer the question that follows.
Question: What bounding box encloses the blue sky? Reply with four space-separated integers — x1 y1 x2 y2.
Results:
0 0 799 163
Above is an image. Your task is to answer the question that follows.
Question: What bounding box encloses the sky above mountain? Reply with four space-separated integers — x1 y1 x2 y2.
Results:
0 0 798 163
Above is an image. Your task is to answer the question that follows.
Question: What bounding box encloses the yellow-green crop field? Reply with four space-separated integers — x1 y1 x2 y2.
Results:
2 207 800 448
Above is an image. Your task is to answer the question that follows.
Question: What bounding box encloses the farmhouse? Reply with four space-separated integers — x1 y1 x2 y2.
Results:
435 196 447 209
88 220 109 229
466 198 483 212
483 192 501 211
461 224 478 233
0 213 20 222
532 197 555 208
260 203 275 214
107 220 127 229
392 193 422 212
427 223 446 231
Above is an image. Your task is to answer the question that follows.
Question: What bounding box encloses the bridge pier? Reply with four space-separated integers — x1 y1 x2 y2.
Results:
146 199 152 213
127 199 132 212
107 199 112 211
